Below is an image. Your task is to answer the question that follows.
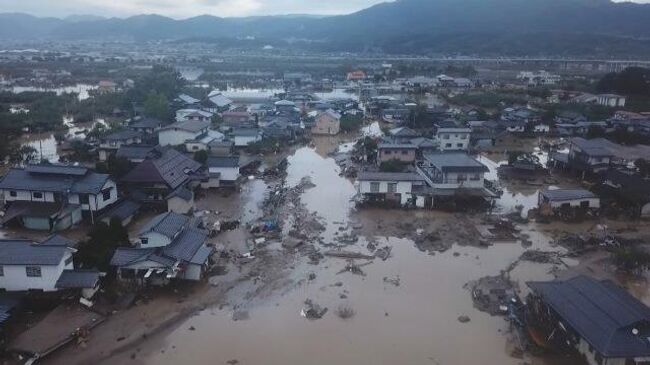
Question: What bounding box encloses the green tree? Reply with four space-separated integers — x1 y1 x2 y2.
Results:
75 218 129 271
194 150 208 164
340 115 363 132
144 92 170 121
612 246 650 274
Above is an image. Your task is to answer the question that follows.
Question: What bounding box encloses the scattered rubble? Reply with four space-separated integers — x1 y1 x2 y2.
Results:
468 275 515 316
383 276 400 286
457 315 471 323
335 305 356 320
519 250 564 265
301 299 328 320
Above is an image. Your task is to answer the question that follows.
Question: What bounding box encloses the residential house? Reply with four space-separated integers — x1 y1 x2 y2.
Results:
175 109 213 123
111 212 214 285
203 93 233 113
527 276 650 365
346 70 367 81
434 120 471 151
175 94 200 108
263 118 296 140
206 156 240 187
207 140 235 157
387 127 420 143
0 236 101 297
275 100 297 114
97 199 141 226
356 171 426 206
129 117 163 136
416 153 496 204
121 148 204 206
377 143 418 165
0 164 118 230
184 130 225 153
158 120 211 147
538 189 600 216
98 130 143 161
516 71 560 86
166 186 194 214
232 128 262 147
222 110 253 127
595 168 650 218
116 145 157 163
312 109 341 135
97 80 117 93
381 108 410 124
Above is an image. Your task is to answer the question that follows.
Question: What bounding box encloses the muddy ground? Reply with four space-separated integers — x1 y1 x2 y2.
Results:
10 135 650 365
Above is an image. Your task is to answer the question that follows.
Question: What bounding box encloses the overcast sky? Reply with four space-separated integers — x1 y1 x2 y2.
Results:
0 0 648 19
0 0 394 18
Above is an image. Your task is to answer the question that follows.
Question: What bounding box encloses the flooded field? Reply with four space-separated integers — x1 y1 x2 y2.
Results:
94 143 590 365
2 83 96 100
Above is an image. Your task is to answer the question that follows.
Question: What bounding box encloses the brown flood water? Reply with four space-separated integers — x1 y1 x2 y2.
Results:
103 146 583 365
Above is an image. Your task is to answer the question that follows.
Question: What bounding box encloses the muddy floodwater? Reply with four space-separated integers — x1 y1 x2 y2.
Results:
100 144 582 365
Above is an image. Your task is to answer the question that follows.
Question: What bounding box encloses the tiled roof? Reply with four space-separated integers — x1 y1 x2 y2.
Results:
423 153 489 173
357 172 425 182
0 240 69 266
138 212 189 239
207 156 239 168
55 270 102 289
0 166 110 195
540 189 597 201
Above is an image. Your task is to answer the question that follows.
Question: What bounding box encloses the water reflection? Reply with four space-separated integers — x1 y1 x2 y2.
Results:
3 83 97 100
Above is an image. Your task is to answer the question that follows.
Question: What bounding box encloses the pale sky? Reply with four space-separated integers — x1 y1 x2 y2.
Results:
0 0 393 18
0 0 648 19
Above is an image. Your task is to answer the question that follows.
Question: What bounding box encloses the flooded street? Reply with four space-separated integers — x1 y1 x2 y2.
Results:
100 143 581 365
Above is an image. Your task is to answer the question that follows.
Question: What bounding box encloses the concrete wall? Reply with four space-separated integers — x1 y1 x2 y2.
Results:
182 263 203 281
0 251 72 291
358 180 414 205
234 135 261 147
168 196 194 214
436 131 470 151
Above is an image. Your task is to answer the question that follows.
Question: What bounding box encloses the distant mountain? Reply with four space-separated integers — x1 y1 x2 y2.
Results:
63 14 106 23
3 0 650 56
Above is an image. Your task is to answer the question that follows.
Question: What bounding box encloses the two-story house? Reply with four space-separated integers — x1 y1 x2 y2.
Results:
0 164 118 230
110 212 214 285
98 130 143 161
434 120 471 151
205 156 240 188
311 109 341 135
377 143 418 165
158 120 211 147
0 236 101 296
356 171 426 206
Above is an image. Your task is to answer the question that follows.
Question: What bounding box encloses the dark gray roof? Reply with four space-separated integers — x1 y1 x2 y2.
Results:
423 153 489 173
232 128 260 137
102 130 142 141
378 143 418 149
540 189 597 201
97 199 140 222
389 127 420 138
24 164 87 176
161 120 210 133
116 145 156 160
0 240 69 266
0 166 111 195
138 212 190 239
129 117 163 129
110 247 158 266
207 156 239 168
357 172 425 182
122 148 202 190
528 276 650 358
41 235 76 247
189 245 214 265
166 185 193 201
162 227 208 262
55 270 101 289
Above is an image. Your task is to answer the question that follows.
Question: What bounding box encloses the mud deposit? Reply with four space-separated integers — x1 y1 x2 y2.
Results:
90 143 591 365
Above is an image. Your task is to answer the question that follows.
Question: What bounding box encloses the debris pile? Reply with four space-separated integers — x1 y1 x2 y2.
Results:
469 275 515 316
519 250 564 265
301 299 328 320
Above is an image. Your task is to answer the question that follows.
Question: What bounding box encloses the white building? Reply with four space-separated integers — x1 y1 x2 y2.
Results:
232 128 262 147
434 121 471 151
596 94 626 108
0 164 118 230
159 120 211 147
538 189 600 210
206 156 240 186
517 70 561 86
356 172 426 206
0 236 101 295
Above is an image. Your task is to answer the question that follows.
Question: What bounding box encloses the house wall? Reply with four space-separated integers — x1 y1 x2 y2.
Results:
186 141 207 152
208 167 239 182
577 338 626 365
89 180 118 212
159 130 199 146
358 180 415 205
378 149 416 164
436 172 485 189
312 116 340 135
139 232 172 249
0 252 72 291
3 190 56 203
182 263 203 281
435 131 470 151
539 196 601 209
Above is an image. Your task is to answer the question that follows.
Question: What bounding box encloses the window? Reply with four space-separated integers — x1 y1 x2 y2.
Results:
470 174 481 181
401 150 408 155
457 174 467 182
457 143 463 148
384 150 392 155
26 266 41 277
387 183 397 193
445 143 452 148
9 191 17 197
443 134 450 139
461 134 468 139
102 188 112 201
0 266 3 277
32 192 43 199
80 194 89 204
370 182 380 193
